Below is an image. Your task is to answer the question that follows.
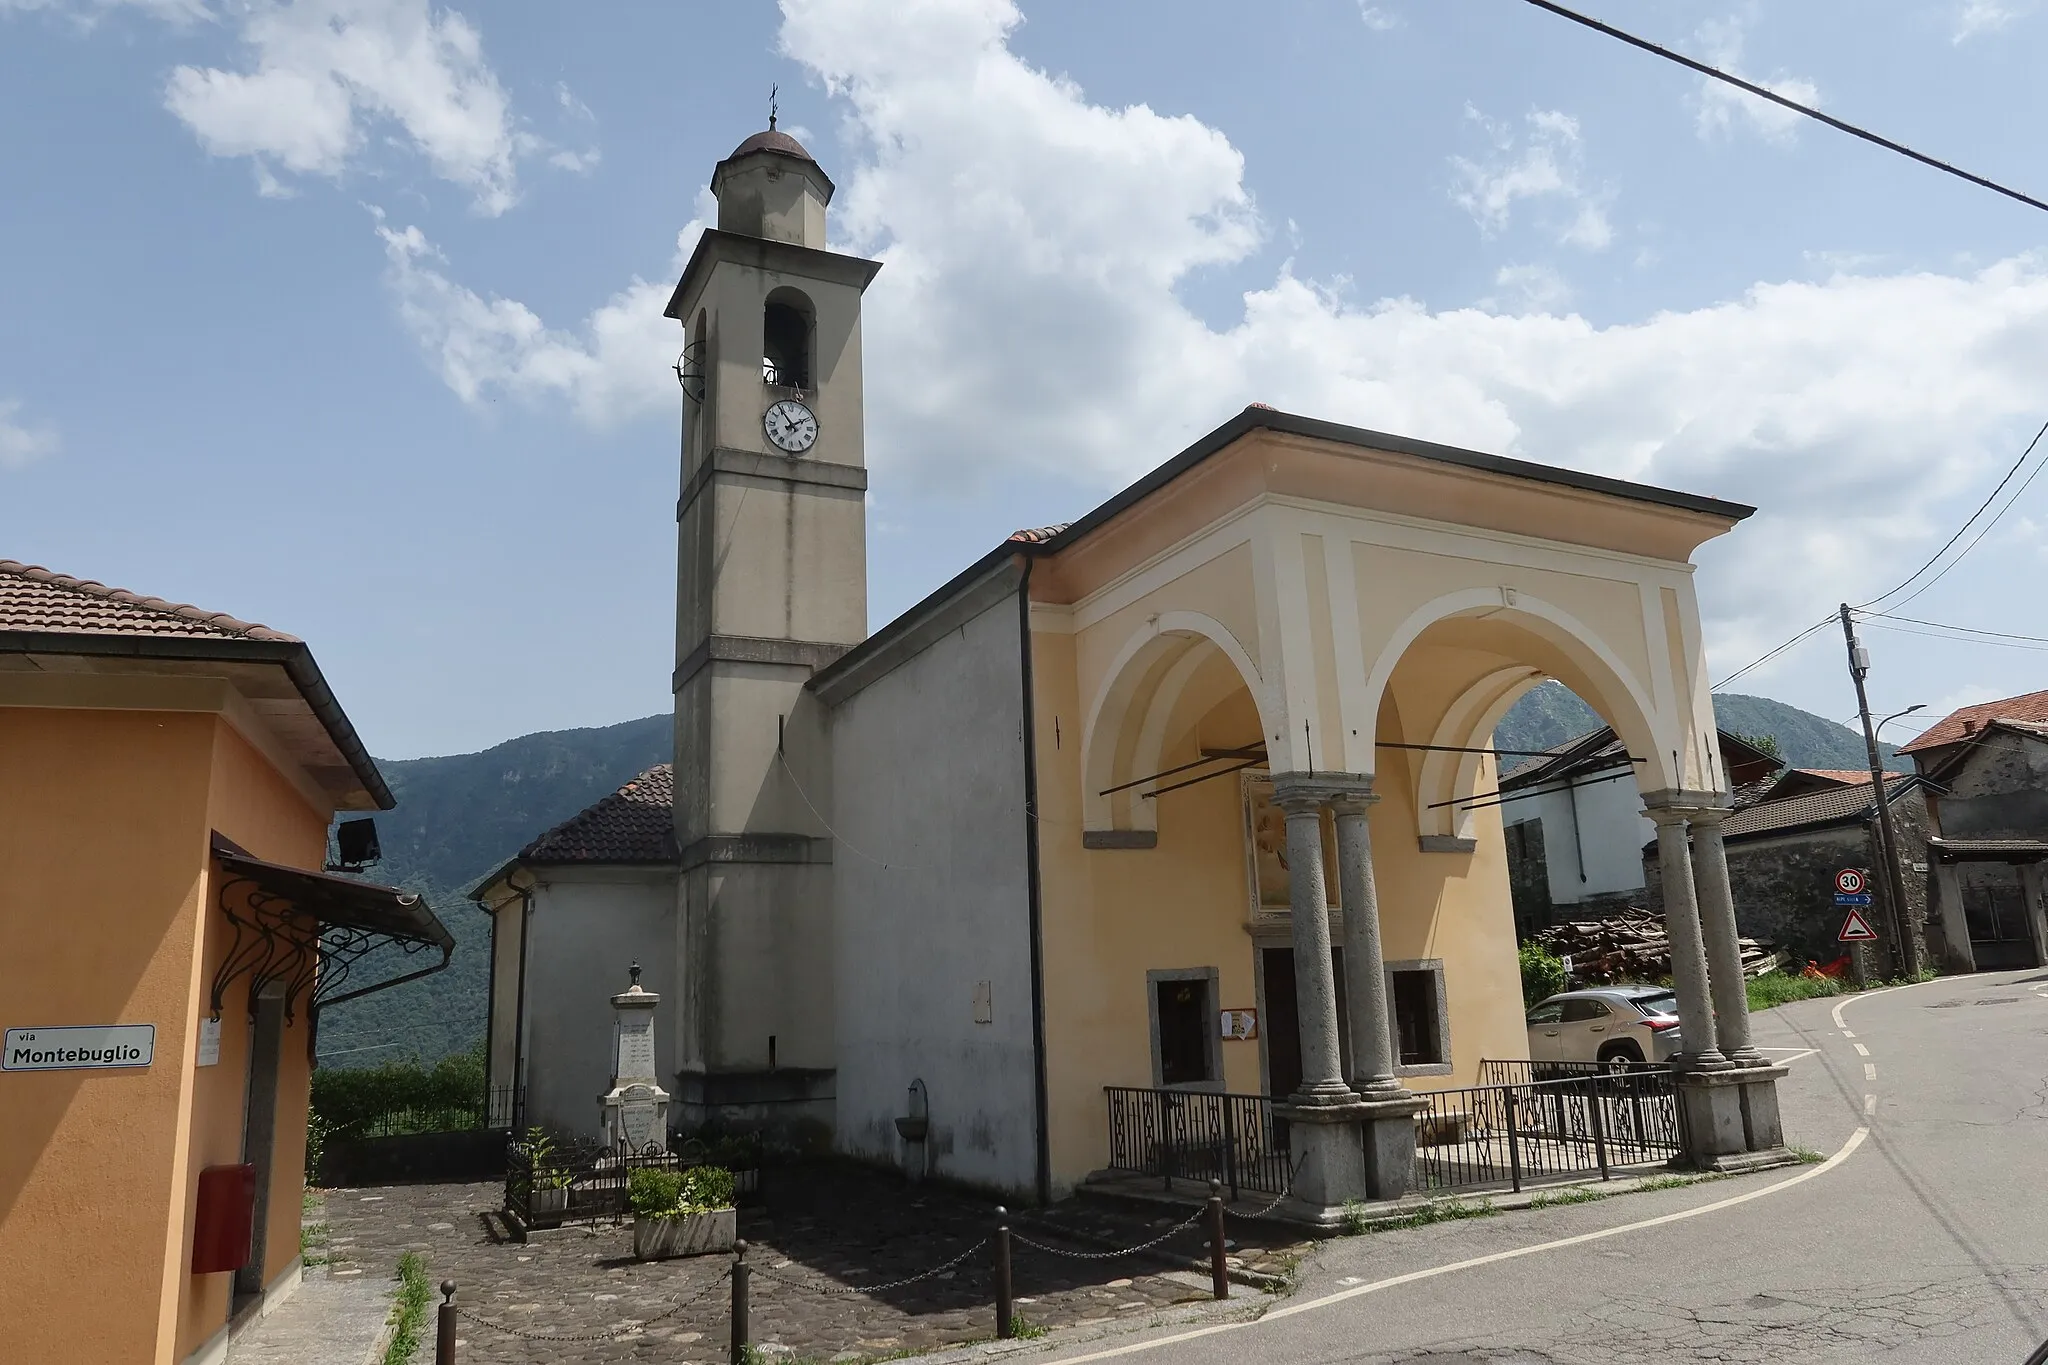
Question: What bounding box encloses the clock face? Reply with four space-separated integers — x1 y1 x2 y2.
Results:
763 398 818 453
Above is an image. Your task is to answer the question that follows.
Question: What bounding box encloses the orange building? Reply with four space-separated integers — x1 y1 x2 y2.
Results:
0 562 452 1365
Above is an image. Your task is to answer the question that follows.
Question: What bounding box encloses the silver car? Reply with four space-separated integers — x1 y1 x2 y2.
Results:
1526 986 1683 1068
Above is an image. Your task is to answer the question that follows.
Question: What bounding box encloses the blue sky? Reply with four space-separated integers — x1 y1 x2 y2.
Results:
5 0 2048 758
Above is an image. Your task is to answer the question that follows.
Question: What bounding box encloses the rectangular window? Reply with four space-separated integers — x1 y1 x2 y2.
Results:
1388 963 1450 1072
1152 974 1214 1086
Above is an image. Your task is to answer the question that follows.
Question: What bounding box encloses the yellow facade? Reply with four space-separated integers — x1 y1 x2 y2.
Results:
1019 417 1746 1190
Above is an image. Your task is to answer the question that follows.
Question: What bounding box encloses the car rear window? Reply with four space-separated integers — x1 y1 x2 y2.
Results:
1631 991 1680 1018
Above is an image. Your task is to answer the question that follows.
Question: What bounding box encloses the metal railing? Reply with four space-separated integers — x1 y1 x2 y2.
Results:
505 1134 765 1231
1103 1087 1290 1198
1476 1058 1662 1087
345 1085 523 1139
1414 1067 1682 1192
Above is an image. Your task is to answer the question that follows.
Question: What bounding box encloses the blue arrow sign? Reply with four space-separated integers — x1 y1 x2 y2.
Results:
1835 893 1873 905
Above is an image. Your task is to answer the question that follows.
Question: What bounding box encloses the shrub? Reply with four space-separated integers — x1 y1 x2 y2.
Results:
1519 941 1568 1009
1746 972 1842 1011
311 1042 487 1137
628 1165 737 1219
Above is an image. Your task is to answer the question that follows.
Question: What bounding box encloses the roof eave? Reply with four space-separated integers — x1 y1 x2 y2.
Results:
0 630 394 810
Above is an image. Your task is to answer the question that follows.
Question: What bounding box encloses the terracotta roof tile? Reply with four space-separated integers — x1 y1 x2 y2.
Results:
0 560 298 642
1789 769 1878 785
1899 688 2048 754
1721 773 1910 840
1007 524 1071 544
520 765 677 864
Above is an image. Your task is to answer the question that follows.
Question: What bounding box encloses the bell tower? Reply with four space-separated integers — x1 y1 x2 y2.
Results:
662 126 880 1134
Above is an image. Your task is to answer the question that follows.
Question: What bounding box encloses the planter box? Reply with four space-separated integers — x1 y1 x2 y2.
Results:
633 1208 737 1261
529 1186 570 1222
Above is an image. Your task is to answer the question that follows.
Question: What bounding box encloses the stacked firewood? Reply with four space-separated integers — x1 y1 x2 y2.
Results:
1534 908 1779 983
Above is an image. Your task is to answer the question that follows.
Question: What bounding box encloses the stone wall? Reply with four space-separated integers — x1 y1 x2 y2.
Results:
1934 732 2048 839
1642 798 1934 975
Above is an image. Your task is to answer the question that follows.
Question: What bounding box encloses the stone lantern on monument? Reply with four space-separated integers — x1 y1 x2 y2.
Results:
601 962 670 1154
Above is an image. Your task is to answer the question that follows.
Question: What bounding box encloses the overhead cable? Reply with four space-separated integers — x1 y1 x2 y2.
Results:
1517 0 2048 216
1710 615 1835 691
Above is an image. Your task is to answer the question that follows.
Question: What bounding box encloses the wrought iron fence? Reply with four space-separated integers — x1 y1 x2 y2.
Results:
1414 1067 1682 1193
346 1084 523 1139
1476 1058 1663 1087
505 1133 765 1231
1102 1087 1291 1198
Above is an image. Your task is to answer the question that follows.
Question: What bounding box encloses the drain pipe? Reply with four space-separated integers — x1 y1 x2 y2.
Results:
1018 555 1053 1205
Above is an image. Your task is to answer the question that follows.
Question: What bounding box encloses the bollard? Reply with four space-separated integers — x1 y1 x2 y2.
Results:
994 1206 1015 1339
730 1240 750 1365
1206 1181 1228 1301
436 1280 456 1364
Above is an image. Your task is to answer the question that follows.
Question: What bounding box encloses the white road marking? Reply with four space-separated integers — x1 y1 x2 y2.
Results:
1841 1029 1856 1039
1865 1094 1877 1115
1864 1063 1878 1080
1047 1130 1872 1362
1853 1044 1870 1057
1832 972 1951 1031
1754 1048 1816 1064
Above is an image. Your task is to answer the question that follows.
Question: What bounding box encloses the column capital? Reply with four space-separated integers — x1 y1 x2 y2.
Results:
1270 771 1374 813
1640 787 1735 819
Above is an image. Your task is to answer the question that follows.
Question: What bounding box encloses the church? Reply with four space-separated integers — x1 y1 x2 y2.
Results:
473 125 1791 1221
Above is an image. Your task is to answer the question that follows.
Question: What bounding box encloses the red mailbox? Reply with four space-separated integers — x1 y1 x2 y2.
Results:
192 1163 257 1274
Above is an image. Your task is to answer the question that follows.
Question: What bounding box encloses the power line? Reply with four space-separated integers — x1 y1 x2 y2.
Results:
1710 614 1835 691
1854 617 2048 652
1857 419 2048 610
1517 0 2048 216
1858 609 2048 647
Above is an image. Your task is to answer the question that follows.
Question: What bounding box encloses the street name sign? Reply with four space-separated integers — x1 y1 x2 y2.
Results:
1835 893 1874 905
1838 909 1880 943
3 1024 155 1071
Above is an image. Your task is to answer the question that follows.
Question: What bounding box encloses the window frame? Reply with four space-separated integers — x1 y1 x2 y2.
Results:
1384 957 1453 1077
1146 966 1222 1091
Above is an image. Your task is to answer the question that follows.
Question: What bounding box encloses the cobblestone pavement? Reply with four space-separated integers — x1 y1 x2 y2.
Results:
321 1163 1309 1364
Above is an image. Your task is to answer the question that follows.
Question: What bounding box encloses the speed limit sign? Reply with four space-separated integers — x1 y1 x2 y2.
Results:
1835 868 1865 895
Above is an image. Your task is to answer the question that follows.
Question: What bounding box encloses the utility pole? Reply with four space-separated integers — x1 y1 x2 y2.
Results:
1840 604 1920 978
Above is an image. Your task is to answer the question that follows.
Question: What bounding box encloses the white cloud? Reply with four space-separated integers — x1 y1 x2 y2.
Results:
1953 1 2033 41
1483 263 1573 314
377 0 2048 679
1358 3 1399 29
1692 16 1821 144
161 0 536 214
0 400 59 470
0 0 208 22
1450 107 1612 250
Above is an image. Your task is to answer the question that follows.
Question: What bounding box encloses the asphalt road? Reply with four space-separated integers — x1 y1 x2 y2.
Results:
1044 968 2048 1365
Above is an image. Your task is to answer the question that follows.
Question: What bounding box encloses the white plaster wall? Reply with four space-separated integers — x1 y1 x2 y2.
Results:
829 590 1039 1196
1500 776 1652 905
520 866 678 1142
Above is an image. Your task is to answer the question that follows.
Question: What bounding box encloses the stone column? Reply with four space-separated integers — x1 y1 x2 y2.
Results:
1329 786 1423 1200
1932 861 1975 974
1330 791 1404 1100
1646 808 1729 1071
1273 781 1355 1106
1270 774 1371 1223
1689 809 1763 1067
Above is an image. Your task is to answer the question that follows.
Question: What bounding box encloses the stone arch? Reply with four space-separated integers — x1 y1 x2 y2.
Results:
1361 587 1677 802
1081 611 1269 834
1413 666 1547 842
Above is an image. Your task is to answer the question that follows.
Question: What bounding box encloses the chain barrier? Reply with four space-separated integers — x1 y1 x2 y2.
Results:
746 1237 991 1296
1008 1206 1205 1261
1223 1153 1305 1221
451 1267 731 1343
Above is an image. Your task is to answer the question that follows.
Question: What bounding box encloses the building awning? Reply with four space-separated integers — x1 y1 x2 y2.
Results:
209 833 454 1020
1929 837 2048 865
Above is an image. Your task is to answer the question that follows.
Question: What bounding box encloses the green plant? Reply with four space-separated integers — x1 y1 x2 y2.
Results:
1528 1184 1608 1208
1345 1194 1498 1234
628 1165 737 1218
312 1042 488 1139
304 1111 330 1185
1519 942 1568 1009
1746 972 1842 1011
383 1251 431 1365
1011 1316 1051 1340
518 1127 571 1190
1788 1145 1826 1164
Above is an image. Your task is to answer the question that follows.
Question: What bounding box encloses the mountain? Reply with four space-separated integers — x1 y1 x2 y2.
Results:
1494 681 1904 771
321 687 1901 1065
316 714 673 1067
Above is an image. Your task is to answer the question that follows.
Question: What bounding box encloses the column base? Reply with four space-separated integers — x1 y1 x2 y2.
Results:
1356 1095 1425 1201
1273 1099 1370 1215
1675 1064 1789 1162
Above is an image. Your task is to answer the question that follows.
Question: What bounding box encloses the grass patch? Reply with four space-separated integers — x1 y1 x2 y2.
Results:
1012 1316 1052 1340
300 1221 330 1268
1527 1184 1609 1208
1344 1195 1498 1235
1787 1145 1827 1164
382 1251 431 1365
1747 973 1842 1010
